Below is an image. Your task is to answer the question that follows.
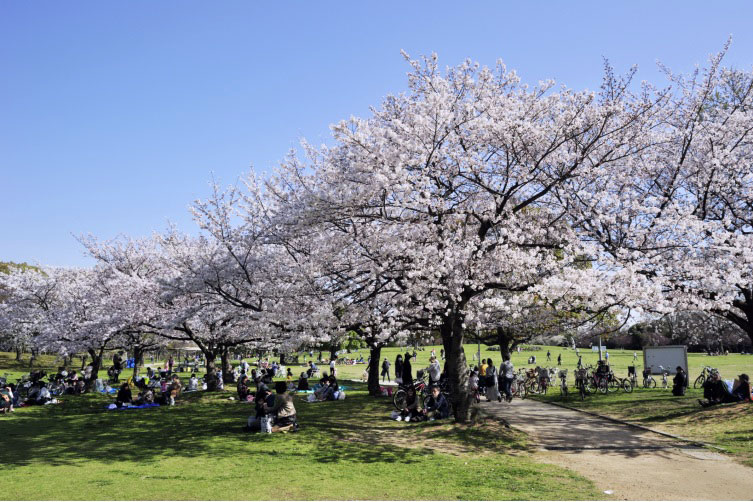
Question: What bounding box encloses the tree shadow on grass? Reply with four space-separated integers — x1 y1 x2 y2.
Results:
0 387 458 468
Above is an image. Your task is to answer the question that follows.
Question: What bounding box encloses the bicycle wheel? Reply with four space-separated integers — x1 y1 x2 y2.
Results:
694 375 705 389
579 383 586 400
598 378 608 394
647 377 656 388
540 382 548 395
621 379 633 393
393 389 407 410
608 378 620 392
586 377 596 393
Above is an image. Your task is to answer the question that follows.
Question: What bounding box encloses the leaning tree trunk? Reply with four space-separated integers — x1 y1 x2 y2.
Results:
132 346 144 379
204 351 220 391
15 345 22 361
220 347 234 384
367 344 382 396
86 348 103 392
441 314 473 423
80 353 88 370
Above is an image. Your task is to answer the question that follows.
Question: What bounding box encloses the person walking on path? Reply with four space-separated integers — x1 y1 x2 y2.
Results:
381 358 391 382
500 357 514 402
577 355 583 369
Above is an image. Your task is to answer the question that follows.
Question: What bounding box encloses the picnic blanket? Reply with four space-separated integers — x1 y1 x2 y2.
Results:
105 403 160 410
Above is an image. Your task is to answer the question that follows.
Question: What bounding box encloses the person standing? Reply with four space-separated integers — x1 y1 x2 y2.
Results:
557 354 562 366
381 358 391 382
485 358 500 402
167 355 174 375
428 356 441 386
440 348 445 360
329 359 336 377
577 355 583 369
402 353 413 385
500 357 514 402
546 350 551 362
394 354 404 384
633 352 638 362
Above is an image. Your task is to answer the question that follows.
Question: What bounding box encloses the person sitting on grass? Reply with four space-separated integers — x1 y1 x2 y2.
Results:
187 373 199 392
422 385 450 420
395 385 420 422
115 382 132 408
245 385 275 431
313 380 334 401
700 373 752 407
1 385 13 414
237 375 252 402
672 366 688 396
164 375 182 406
264 381 298 431
307 361 318 378
133 386 154 405
297 372 309 391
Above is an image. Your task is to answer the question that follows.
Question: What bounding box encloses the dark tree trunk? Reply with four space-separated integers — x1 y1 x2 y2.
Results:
29 348 38 369
497 327 513 361
15 345 22 361
318 351 323 362
204 351 220 391
86 348 102 392
367 345 382 396
80 354 88 370
132 346 144 378
441 314 472 423
220 347 234 384
330 347 338 362
279 353 286 365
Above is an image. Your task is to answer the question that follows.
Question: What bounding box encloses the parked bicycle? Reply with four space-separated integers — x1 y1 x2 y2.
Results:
693 366 718 389
642 368 657 388
574 367 590 400
558 369 568 398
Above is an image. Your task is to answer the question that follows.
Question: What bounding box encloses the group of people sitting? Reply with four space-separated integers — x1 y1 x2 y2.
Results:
113 374 183 408
394 384 450 422
699 372 751 407
245 381 298 433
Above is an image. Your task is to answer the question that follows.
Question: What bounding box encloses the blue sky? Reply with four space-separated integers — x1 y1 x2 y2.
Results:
2 1 753 267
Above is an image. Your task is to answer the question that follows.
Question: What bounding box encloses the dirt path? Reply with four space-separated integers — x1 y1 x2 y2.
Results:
481 398 753 500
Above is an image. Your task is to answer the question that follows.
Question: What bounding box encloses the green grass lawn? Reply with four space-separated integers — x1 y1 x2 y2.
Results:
1 373 601 500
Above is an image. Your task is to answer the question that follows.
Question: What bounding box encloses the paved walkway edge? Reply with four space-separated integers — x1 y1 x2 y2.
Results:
537 398 727 452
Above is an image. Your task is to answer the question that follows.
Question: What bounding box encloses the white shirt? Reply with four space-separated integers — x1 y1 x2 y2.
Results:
429 361 441 381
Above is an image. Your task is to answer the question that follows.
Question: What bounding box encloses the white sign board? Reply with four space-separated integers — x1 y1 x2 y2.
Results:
643 346 688 375
591 346 600 352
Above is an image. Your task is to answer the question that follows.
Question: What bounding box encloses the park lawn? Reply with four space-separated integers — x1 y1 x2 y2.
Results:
0 382 601 500
535 386 753 468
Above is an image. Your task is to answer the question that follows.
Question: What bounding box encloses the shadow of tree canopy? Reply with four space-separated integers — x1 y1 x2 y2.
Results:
0 384 516 468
